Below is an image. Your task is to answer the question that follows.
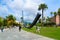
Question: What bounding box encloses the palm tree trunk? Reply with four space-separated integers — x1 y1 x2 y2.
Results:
41 9 44 27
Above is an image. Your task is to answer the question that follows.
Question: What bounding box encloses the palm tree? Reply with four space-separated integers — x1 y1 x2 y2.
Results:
53 12 57 24
38 3 48 26
53 12 57 16
50 12 57 17
58 8 60 15
50 12 53 17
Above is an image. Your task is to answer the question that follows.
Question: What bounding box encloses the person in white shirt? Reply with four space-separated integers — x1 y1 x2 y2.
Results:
36 27 41 33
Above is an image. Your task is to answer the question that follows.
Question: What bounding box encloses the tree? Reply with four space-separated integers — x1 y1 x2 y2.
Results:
53 12 57 16
38 3 48 26
6 15 16 27
50 12 53 17
0 17 4 29
50 11 57 23
36 23 41 26
3 18 7 26
39 19 41 23
58 8 60 15
0 17 4 26
6 15 16 21
53 12 57 25
46 16 51 23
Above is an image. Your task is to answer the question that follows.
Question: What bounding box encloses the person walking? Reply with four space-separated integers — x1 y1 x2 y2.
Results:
1 26 4 32
36 26 41 33
19 24 21 32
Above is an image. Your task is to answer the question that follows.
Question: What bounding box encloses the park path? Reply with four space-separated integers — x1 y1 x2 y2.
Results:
0 27 54 40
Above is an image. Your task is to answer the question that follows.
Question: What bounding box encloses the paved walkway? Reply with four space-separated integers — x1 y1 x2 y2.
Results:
0 27 54 40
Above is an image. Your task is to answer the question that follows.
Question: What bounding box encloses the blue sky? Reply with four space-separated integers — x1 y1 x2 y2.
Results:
0 0 60 22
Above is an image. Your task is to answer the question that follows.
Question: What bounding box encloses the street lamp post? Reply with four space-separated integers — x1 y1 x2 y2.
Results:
21 10 24 27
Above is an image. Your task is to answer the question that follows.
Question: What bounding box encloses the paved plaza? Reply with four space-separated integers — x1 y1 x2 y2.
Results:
0 27 54 40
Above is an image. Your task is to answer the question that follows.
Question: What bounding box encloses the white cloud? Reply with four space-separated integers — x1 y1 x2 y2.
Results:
0 0 43 22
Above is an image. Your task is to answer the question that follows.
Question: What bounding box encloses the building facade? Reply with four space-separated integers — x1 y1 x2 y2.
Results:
51 15 60 26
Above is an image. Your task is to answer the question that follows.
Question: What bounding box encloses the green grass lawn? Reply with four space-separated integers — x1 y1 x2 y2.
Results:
22 27 60 40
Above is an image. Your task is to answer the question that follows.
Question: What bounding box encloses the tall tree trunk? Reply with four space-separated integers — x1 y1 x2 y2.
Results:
41 9 44 27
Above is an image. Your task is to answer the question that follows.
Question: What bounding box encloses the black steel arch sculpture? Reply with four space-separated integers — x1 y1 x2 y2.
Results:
28 13 41 28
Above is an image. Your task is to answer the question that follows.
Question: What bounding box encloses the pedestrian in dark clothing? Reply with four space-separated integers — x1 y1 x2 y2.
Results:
19 25 21 32
1 28 3 32
1 26 4 32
